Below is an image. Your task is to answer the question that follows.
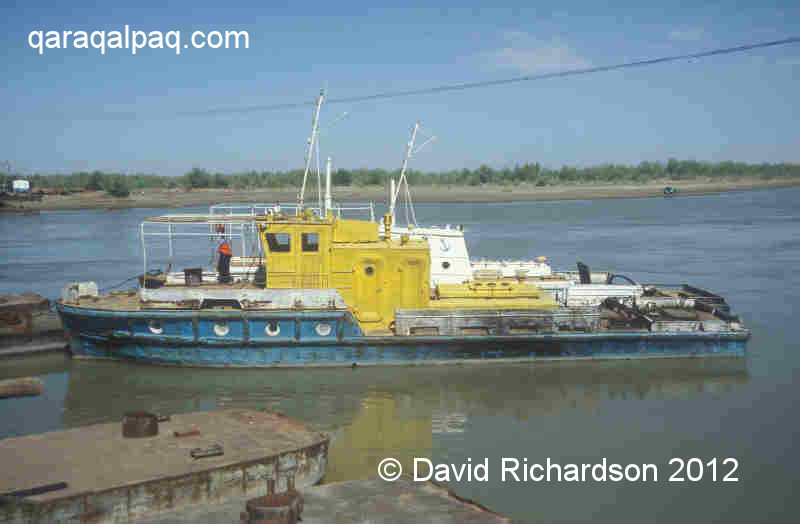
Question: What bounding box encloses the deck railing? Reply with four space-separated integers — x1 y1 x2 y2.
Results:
209 202 376 222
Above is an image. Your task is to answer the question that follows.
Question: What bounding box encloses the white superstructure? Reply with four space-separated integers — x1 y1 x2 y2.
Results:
390 225 471 286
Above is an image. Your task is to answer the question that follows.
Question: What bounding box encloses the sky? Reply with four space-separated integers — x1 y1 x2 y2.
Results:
1 1 799 176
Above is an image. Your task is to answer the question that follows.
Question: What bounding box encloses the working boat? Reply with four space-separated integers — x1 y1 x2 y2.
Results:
56 208 748 367
55 91 749 367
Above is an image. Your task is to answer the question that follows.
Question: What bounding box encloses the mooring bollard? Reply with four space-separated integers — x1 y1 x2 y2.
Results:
240 471 304 524
121 412 159 438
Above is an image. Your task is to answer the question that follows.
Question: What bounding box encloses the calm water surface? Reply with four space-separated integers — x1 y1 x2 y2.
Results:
1 188 798 523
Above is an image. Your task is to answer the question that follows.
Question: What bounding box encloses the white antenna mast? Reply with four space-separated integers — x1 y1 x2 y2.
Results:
325 157 333 217
390 122 436 227
298 89 325 212
389 178 395 219
316 130 322 213
315 110 350 215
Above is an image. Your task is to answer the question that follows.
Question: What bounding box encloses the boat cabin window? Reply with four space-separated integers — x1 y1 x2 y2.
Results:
266 233 291 252
302 233 319 252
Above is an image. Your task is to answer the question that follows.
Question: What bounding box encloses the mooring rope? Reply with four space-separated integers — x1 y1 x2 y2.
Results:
99 275 141 293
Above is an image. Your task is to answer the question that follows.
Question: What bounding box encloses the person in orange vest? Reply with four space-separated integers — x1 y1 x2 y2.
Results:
217 241 233 284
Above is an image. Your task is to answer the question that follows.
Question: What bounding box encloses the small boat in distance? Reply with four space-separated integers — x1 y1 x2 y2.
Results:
664 186 679 196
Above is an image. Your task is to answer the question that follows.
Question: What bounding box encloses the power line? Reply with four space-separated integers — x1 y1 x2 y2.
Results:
183 36 800 117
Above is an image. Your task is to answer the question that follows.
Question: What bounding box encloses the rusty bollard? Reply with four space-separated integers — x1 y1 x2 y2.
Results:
121 412 159 438
240 478 304 524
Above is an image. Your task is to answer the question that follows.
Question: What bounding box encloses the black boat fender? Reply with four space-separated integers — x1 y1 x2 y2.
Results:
694 301 740 323
606 274 637 285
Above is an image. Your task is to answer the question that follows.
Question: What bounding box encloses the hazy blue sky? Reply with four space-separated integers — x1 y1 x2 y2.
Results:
2 1 799 176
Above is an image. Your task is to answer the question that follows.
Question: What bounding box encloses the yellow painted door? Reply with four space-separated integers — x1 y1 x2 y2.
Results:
298 230 328 288
400 258 425 308
354 258 383 323
264 230 295 288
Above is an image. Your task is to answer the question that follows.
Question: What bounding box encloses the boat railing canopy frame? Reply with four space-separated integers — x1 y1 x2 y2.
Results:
209 202 376 223
140 214 269 279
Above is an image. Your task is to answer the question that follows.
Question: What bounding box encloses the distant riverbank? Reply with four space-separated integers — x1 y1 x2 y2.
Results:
11 177 800 211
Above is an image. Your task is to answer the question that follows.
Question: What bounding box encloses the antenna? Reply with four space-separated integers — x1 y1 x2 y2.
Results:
298 89 325 212
316 127 322 213
390 122 436 227
325 157 333 217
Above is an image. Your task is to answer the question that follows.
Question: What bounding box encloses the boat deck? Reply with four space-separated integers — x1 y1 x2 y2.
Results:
67 282 260 311
60 283 736 336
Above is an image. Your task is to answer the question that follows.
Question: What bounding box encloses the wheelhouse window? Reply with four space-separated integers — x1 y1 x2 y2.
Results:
302 233 319 252
266 233 291 252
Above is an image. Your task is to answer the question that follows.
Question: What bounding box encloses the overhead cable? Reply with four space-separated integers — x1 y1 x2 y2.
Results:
183 36 800 117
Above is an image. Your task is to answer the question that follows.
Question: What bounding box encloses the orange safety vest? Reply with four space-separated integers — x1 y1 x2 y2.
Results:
218 242 232 256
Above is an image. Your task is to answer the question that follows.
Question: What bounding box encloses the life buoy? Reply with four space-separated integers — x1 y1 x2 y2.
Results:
265 322 280 336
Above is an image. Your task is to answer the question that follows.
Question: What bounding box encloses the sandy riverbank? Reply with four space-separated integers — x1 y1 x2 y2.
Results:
8 177 800 211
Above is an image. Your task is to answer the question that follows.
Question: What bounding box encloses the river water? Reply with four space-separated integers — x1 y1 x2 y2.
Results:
1 188 798 522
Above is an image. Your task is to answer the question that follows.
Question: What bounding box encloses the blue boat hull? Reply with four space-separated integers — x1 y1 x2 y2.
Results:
57 304 747 367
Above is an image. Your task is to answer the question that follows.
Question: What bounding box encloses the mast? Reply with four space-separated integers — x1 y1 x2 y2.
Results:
325 156 333 217
298 89 325 212
390 122 418 220
390 122 435 227
316 130 322 214
389 178 396 222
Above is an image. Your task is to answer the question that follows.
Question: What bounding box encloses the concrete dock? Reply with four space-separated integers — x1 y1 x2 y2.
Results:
140 476 518 523
0 409 328 523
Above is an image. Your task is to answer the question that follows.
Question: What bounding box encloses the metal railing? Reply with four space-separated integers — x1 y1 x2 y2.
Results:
209 202 376 222
140 217 259 280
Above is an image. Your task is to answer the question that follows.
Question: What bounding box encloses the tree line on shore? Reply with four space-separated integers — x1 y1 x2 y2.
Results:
2 159 799 197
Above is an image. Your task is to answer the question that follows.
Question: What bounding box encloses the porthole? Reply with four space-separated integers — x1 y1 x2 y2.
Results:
315 322 332 336
442 261 451 269
148 320 163 335
213 321 230 337
265 321 280 336
364 266 375 276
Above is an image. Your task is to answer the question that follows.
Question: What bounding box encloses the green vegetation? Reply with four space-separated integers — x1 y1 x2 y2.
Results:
104 175 131 197
2 160 799 194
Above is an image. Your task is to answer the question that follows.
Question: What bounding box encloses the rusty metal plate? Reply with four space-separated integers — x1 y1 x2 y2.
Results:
122 412 159 438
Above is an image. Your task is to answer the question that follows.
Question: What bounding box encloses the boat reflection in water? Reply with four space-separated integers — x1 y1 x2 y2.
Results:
58 358 748 481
